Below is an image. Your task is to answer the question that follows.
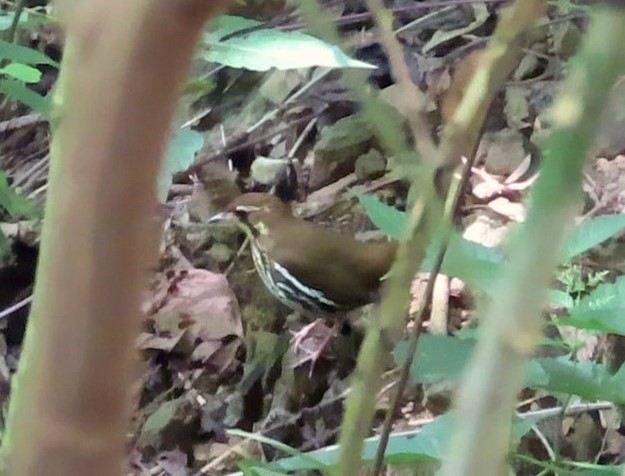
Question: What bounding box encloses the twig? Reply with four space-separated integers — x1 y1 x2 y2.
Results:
0 295 32 321
6 0 26 43
287 117 318 159
372 151 476 475
363 0 437 163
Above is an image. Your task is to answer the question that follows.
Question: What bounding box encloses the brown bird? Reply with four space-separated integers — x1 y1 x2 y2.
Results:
209 192 397 363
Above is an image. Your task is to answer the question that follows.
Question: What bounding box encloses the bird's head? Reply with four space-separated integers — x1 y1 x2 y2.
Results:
208 193 292 237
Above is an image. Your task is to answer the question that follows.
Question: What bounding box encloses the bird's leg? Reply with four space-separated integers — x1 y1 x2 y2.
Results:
290 319 338 375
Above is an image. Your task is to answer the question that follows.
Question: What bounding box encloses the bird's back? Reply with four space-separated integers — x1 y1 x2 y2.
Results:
259 216 397 309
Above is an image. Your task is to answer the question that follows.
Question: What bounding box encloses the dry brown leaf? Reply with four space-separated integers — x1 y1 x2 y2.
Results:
488 197 526 222
143 255 243 360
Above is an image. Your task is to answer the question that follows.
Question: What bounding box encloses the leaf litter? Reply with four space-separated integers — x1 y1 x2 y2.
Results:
2 1 625 474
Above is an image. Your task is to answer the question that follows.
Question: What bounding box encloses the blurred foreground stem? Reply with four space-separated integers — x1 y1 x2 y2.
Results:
441 6 625 476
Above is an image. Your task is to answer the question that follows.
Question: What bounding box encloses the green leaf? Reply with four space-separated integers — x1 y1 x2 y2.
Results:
0 63 42 83
203 15 375 71
434 233 504 293
396 335 625 402
238 459 290 476
0 79 50 116
357 194 407 239
356 195 506 292
0 229 10 265
558 276 625 335
562 214 625 260
207 15 260 40
563 463 623 475
549 289 575 309
0 11 28 31
241 467 289 476
227 429 329 472
0 171 38 219
525 357 625 403
158 128 204 201
273 412 538 472
0 40 58 66
395 334 476 385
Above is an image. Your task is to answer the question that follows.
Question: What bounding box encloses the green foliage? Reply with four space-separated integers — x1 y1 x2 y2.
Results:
562 214 625 260
557 263 609 304
394 335 474 385
0 78 50 115
0 227 9 264
357 177 625 474
357 193 407 240
433 232 504 293
0 39 56 115
557 276 625 335
526 357 625 403
0 40 58 67
0 171 39 263
158 128 204 201
395 335 625 404
236 413 537 474
0 11 28 31
362 196 624 296
203 16 375 71
0 63 41 83
0 171 38 219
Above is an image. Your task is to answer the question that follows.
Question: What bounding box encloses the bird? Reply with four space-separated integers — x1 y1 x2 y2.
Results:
208 192 398 365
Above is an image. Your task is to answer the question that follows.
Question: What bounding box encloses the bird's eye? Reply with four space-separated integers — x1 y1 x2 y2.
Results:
234 205 260 218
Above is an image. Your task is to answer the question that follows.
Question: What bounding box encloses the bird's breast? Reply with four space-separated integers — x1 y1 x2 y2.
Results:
249 241 342 314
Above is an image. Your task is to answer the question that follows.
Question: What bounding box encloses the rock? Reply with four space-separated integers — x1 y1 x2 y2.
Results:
250 156 289 185
423 381 456 414
138 397 201 458
355 148 386 180
594 80 625 158
477 129 528 175
310 114 378 190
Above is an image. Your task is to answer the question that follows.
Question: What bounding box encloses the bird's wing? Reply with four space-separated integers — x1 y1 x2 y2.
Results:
266 222 374 306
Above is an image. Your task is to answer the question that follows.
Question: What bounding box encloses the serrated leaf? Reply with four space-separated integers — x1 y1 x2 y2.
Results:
158 128 204 201
557 276 625 335
395 334 476 385
0 63 41 83
0 39 58 66
203 15 375 71
0 78 50 116
562 214 625 260
357 193 407 239
525 357 625 403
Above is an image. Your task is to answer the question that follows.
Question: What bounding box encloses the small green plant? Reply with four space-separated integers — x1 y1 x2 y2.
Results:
0 7 58 116
557 262 609 304
0 39 57 115
0 171 40 263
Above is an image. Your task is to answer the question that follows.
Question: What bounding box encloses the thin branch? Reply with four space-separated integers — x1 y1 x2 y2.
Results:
363 0 437 163
440 6 625 476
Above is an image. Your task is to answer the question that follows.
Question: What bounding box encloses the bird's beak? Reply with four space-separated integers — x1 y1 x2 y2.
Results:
207 211 234 224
